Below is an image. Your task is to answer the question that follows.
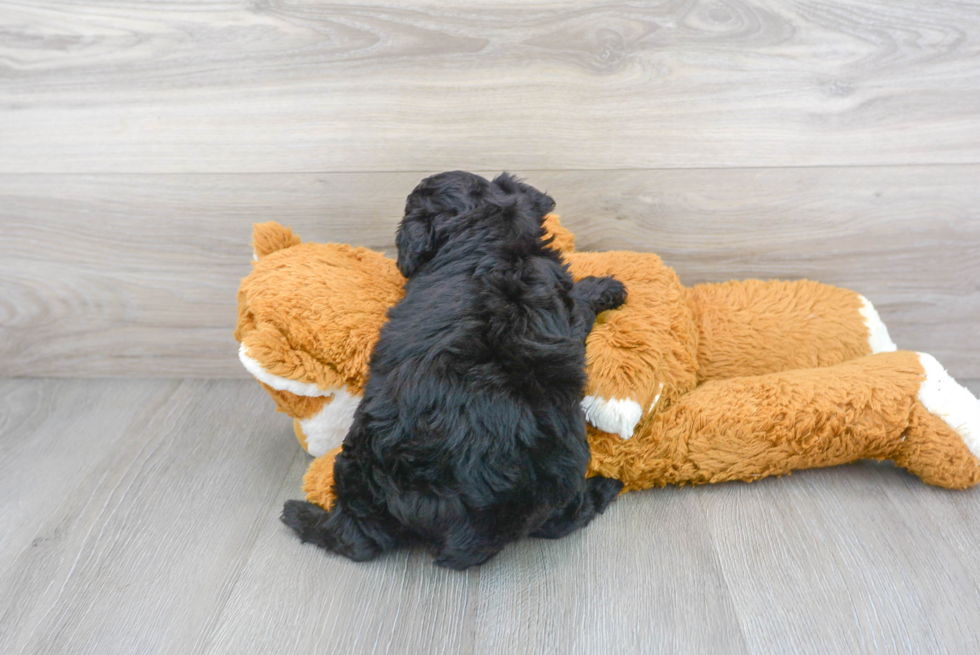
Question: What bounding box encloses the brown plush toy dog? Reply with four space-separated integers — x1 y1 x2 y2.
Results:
235 217 980 510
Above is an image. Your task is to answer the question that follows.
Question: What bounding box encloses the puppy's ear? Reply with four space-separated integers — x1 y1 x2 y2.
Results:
395 211 436 278
492 172 555 220
525 188 556 221
492 172 522 194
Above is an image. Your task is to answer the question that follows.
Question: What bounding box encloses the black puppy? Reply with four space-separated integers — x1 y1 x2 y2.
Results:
282 171 626 570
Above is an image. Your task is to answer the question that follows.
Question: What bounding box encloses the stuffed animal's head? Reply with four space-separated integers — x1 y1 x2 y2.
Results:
236 223 404 455
236 216 577 456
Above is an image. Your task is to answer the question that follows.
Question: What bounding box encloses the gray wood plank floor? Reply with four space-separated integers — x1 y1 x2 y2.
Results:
2 377 980 655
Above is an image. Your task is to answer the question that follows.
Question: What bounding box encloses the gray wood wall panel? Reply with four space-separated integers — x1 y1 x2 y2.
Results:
3 1 980 173
2 167 978 378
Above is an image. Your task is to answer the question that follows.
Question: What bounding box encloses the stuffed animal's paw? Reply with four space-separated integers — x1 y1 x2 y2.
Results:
918 353 980 458
581 395 643 439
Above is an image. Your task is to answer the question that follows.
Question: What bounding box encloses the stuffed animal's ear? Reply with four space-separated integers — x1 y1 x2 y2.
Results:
395 211 437 278
253 222 301 259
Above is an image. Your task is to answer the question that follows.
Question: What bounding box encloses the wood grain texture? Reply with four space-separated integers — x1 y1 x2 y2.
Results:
0 380 297 655
2 167 977 378
2 1 980 173
205 452 484 655
210 473 747 655
0 379 168 573
697 465 980 653
1 379 979 654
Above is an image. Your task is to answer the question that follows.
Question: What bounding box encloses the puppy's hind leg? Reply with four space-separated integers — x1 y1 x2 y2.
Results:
432 525 508 571
529 475 623 540
281 500 389 562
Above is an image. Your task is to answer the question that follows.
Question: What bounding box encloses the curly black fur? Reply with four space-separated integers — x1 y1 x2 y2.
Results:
282 171 626 570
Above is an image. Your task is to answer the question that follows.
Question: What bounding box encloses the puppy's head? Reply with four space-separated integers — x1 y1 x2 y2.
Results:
396 171 556 278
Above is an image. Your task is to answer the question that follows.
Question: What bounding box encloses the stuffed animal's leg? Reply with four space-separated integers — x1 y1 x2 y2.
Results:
586 351 980 490
893 354 980 488
529 475 624 539
302 446 342 510
686 279 896 383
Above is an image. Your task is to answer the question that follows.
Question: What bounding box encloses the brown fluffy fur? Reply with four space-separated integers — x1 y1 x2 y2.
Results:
235 216 980 505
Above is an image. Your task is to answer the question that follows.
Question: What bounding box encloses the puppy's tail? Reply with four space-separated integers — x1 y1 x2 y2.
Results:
280 499 384 562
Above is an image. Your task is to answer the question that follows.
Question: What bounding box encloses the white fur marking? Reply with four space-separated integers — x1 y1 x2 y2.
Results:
300 389 361 457
858 295 897 353
238 343 334 398
581 395 643 439
917 353 980 461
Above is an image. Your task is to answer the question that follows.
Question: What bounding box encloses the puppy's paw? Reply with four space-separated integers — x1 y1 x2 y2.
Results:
433 545 503 571
587 475 624 513
595 277 628 312
576 276 627 314
281 499 328 543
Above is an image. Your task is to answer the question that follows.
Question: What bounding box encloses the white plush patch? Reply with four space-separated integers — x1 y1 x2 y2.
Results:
582 395 643 439
917 353 980 460
238 343 334 398
858 295 897 353
300 389 361 457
